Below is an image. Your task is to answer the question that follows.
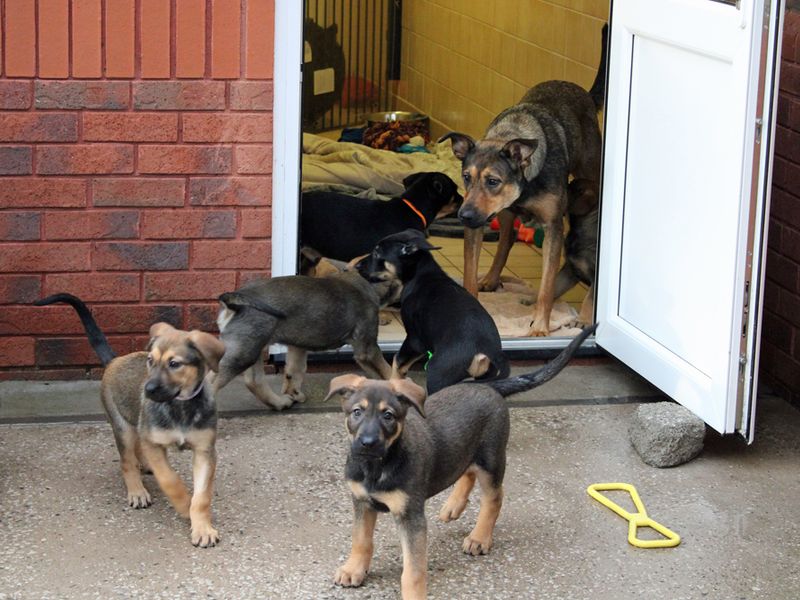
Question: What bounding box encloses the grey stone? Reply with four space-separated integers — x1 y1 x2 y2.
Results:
629 401 706 467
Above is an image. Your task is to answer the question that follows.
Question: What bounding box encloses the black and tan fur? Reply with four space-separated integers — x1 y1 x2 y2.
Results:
327 325 596 599
441 23 607 336
34 293 226 548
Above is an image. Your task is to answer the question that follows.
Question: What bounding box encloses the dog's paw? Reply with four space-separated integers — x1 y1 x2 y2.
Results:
334 564 368 587
127 488 152 509
438 498 468 522
526 318 551 337
462 534 493 556
191 524 220 548
269 395 295 411
477 277 502 293
286 389 307 403
519 297 535 306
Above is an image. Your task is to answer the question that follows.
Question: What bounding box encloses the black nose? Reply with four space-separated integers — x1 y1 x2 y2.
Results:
145 380 159 395
144 379 172 402
359 434 379 449
458 206 486 229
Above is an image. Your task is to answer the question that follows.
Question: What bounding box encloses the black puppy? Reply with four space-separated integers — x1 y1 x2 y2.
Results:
326 325 596 599
301 171 462 262
358 228 509 393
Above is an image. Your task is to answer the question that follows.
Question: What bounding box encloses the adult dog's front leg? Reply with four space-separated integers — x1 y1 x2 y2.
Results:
529 218 564 336
335 500 377 587
392 337 425 379
397 510 428 600
189 431 219 548
281 346 308 402
462 225 483 297
478 209 515 292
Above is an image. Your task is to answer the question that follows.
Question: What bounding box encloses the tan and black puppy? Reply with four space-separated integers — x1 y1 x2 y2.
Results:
34 293 226 548
326 325 596 599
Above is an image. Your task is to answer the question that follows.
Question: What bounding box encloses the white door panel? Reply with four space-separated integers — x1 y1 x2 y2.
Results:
597 0 781 437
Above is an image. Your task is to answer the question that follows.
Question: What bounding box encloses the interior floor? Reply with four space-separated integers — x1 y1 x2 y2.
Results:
378 232 589 341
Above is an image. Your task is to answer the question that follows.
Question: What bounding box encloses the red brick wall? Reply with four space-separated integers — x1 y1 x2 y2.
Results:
760 9 800 406
0 0 275 379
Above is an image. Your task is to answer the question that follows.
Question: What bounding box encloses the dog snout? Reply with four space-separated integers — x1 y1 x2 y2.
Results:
144 379 173 403
458 205 487 228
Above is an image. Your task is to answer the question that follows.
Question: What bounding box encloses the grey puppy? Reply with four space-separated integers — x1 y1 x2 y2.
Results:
326 324 597 599
213 270 397 409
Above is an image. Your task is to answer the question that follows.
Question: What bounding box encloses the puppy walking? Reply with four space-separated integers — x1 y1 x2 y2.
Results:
442 23 607 336
357 229 509 394
327 325 596 599
34 293 225 547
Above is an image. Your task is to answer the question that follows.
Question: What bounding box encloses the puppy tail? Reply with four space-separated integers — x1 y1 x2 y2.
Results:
218 292 287 319
488 324 597 398
589 23 609 111
34 293 116 366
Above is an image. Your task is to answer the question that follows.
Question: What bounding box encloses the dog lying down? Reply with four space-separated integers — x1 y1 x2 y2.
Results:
326 324 597 599
213 265 401 409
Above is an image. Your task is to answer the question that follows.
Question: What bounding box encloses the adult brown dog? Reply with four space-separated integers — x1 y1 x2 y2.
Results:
34 293 226 547
441 24 607 336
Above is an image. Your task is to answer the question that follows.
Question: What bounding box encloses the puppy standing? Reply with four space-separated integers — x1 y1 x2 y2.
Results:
358 229 508 394
441 23 607 336
34 293 226 547
327 325 596 599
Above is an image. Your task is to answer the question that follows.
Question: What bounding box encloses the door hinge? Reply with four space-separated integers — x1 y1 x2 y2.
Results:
755 118 763 144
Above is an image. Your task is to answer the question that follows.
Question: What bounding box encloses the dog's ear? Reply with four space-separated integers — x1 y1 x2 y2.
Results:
323 373 367 402
501 138 539 169
344 253 369 272
402 171 424 188
148 322 177 350
187 331 225 373
398 231 441 256
439 132 475 161
390 378 427 418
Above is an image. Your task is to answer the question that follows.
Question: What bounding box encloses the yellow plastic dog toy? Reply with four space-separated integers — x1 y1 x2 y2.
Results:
587 483 681 548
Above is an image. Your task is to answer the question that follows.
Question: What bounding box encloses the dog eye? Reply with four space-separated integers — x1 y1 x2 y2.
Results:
486 177 500 188
382 411 395 422
351 407 363 418
146 355 154 367
168 359 182 369
462 172 471 184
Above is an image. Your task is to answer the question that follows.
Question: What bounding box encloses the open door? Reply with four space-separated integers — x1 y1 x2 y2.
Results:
596 0 783 440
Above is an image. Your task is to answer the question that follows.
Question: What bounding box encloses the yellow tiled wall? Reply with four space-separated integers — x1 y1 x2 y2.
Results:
396 0 609 138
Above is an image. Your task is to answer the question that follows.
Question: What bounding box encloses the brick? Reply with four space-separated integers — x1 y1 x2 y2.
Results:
43 210 139 240
0 275 42 304
133 81 226 110
35 81 129 109
766 249 799 292
0 146 32 175
235 145 273 174
211 0 241 78
775 125 800 163
769 187 800 224
93 178 185 207
83 113 178 142
240 208 271 238
72 0 103 78
5 304 180 336
189 176 271 206
38 0 70 78
0 212 40 241
139 146 232 175
0 178 87 209
93 242 189 271
244 0 274 79
0 114 78 143
230 81 274 110
4 0 36 77
759 346 800 396
105 0 135 78
141 209 237 239
187 303 221 332
780 62 800 97
0 81 33 109
183 114 273 142
44 273 140 302
34 337 136 367
768 218 782 252
762 312 793 355
764 279 781 314
37 144 134 175
238 271 271 286
140 0 171 78
193 240 270 269
779 288 800 329
0 368 102 382
0 337 35 367
144 271 237 301
0 243 91 273
785 95 800 133
176 0 206 78
780 225 800 262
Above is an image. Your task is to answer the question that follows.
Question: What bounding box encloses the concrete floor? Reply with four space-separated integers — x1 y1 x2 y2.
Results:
1 364 799 599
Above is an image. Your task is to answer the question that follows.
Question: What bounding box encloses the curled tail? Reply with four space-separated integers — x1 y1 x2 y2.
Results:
218 292 287 319
34 293 116 366
588 23 609 111
488 324 598 398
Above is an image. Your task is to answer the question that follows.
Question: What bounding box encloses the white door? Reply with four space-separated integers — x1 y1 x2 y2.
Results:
596 0 783 440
